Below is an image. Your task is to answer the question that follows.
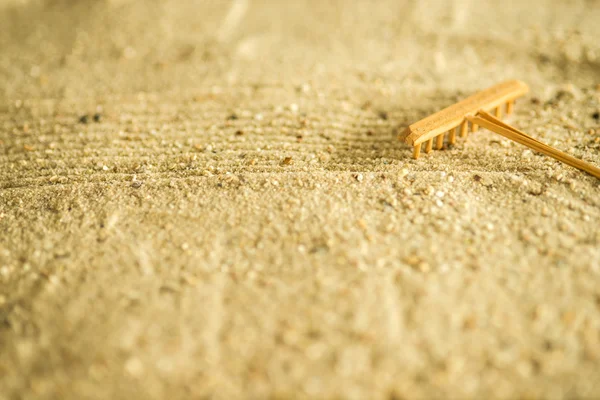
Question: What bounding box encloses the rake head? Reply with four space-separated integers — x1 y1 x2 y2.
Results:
401 80 529 159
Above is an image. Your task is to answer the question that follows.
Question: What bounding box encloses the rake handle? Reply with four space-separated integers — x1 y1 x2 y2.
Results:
467 114 600 179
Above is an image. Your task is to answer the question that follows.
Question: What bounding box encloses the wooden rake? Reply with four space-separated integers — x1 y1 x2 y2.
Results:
401 80 600 179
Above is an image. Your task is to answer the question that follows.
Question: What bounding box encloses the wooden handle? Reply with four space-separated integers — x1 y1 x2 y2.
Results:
467 112 600 179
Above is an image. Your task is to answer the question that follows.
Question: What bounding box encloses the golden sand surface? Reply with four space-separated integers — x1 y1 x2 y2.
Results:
1 1 600 398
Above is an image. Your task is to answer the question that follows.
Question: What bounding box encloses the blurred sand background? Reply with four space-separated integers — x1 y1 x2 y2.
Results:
1 0 600 398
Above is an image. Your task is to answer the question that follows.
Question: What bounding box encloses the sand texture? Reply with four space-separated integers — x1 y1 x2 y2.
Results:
1 0 600 399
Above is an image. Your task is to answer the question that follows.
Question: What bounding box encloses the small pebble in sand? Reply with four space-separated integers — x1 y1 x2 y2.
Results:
299 83 311 93
123 47 137 59
281 157 293 166
462 316 477 330
235 130 244 136
592 111 600 121
79 115 89 124
131 181 143 189
227 113 238 121
404 256 430 273
474 174 493 187
125 357 144 377
378 111 389 120
354 173 364 182
93 113 102 122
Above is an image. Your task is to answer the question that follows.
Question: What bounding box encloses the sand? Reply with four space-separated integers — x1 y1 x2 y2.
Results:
1 0 600 399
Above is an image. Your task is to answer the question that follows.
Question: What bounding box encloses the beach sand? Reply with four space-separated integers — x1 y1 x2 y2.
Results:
1 0 600 398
